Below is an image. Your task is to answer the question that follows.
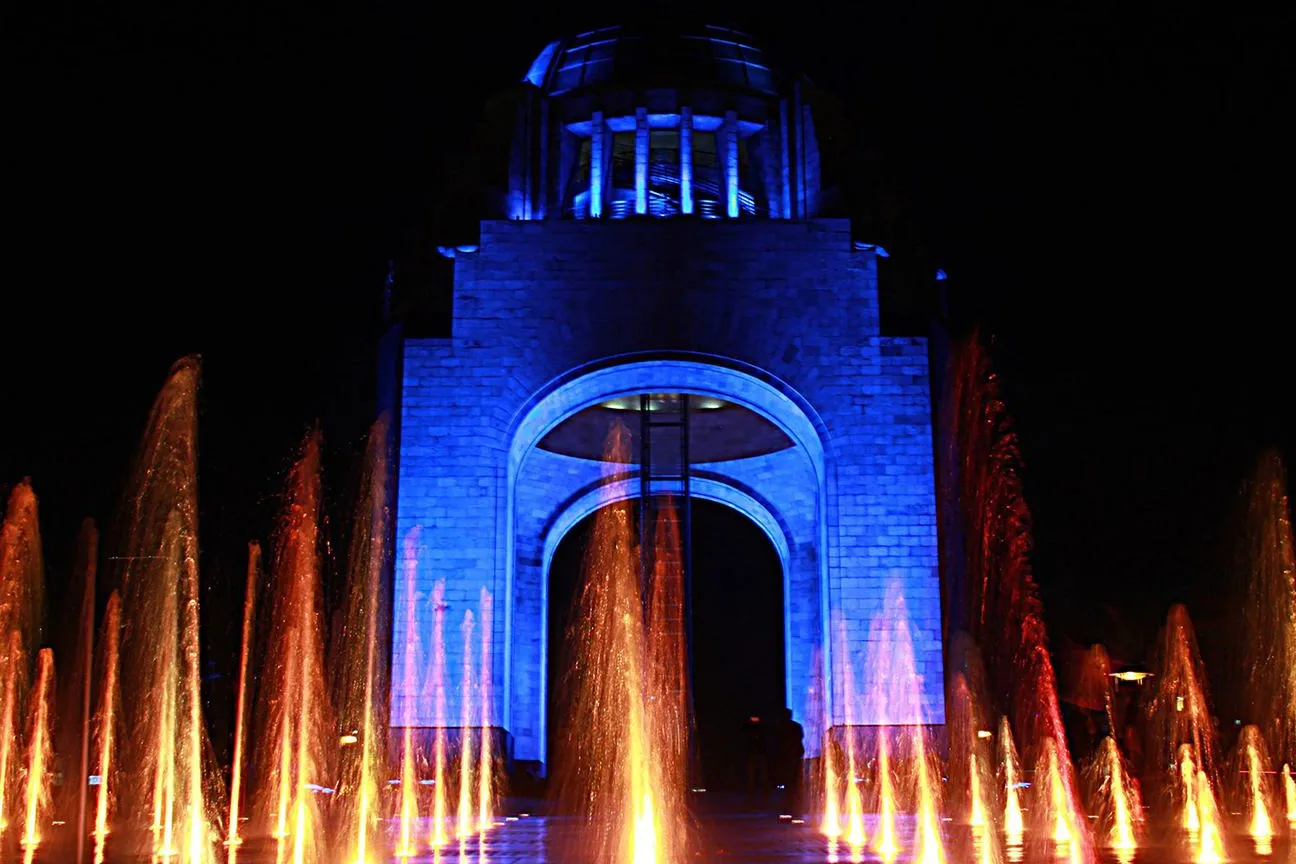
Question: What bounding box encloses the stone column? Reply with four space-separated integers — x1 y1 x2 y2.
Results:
589 110 604 219
635 106 649 215
680 106 694 215
724 109 739 218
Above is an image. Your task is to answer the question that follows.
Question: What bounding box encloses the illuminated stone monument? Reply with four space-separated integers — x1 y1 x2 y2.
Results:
388 23 944 774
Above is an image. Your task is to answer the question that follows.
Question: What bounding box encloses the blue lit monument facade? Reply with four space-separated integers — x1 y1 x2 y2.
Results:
390 24 944 774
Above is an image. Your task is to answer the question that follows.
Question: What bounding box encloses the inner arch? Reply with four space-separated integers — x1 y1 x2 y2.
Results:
546 498 786 793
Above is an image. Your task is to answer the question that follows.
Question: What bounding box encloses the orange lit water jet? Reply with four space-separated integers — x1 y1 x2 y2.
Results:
1093 736 1140 860
0 631 21 836
93 591 121 864
0 481 43 838
859 589 946 864
874 733 898 863
336 419 390 864
20 647 54 859
644 497 688 853
1041 738 1084 862
477 588 494 833
429 580 450 849
1239 724 1275 853
1243 450 1296 765
1283 763 1296 823
999 717 1025 860
119 358 216 864
71 520 98 864
394 538 421 858
912 732 946 864
819 734 842 839
1151 605 1219 787
226 543 259 859
555 424 685 864
1194 769 1226 864
457 610 476 842
945 655 999 863
1179 745 1201 834
945 332 1089 862
835 622 865 853
255 432 330 864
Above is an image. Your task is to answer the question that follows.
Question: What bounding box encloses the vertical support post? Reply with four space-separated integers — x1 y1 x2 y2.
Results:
680 396 694 695
680 107 694 215
639 393 652 588
635 107 649 216
76 526 97 864
589 111 605 219
724 109 739 218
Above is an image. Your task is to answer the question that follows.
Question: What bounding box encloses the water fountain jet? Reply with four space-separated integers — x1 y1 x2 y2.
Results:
93 591 121 864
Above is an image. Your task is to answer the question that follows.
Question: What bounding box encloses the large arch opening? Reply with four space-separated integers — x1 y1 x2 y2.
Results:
505 355 830 769
546 498 785 794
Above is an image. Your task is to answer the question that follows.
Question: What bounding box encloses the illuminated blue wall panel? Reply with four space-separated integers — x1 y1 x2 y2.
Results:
394 218 944 768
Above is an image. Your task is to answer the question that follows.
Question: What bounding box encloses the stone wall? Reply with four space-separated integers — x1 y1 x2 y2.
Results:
394 218 943 767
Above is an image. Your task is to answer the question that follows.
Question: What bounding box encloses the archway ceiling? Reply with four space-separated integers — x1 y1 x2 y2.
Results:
535 396 794 463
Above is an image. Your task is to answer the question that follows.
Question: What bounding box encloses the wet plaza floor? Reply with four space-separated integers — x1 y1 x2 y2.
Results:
461 815 1294 863
33 814 1296 863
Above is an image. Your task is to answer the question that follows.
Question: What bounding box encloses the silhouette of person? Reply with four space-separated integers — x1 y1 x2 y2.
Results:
744 714 769 808
773 707 805 817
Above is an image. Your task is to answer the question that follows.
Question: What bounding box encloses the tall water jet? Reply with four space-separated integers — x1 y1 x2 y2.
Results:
226 543 259 858
0 631 21 837
456 610 475 842
93 592 122 864
1088 736 1141 861
944 331 1034 717
1021 616 1093 864
1148 605 1219 808
644 499 688 850
947 657 1000 864
117 357 215 864
20 647 54 859
861 587 946 864
1194 769 1226 864
834 620 865 854
554 423 685 864
393 537 421 858
1077 643 1116 736
945 332 1091 862
255 433 330 864
1284 763 1296 824
66 519 98 864
1242 450 1296 766
818 728 842 840
998 717 1025 860
0 480 44 836
428 580 449 849
334 418 389 864
1178 745 1201 834
477 588 494 833
1235 724 1275 854
874 731 899 862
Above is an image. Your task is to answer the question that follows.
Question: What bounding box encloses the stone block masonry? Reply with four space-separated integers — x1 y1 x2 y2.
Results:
394 218 944 767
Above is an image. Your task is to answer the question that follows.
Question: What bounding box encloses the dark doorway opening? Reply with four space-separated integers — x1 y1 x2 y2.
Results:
546 497 784 800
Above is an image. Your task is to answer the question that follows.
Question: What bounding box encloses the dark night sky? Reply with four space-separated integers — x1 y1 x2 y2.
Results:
3 2 1293 676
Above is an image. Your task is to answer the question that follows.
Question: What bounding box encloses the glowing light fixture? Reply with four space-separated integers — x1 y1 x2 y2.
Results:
599 394 729 411
1110 663 1154 684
